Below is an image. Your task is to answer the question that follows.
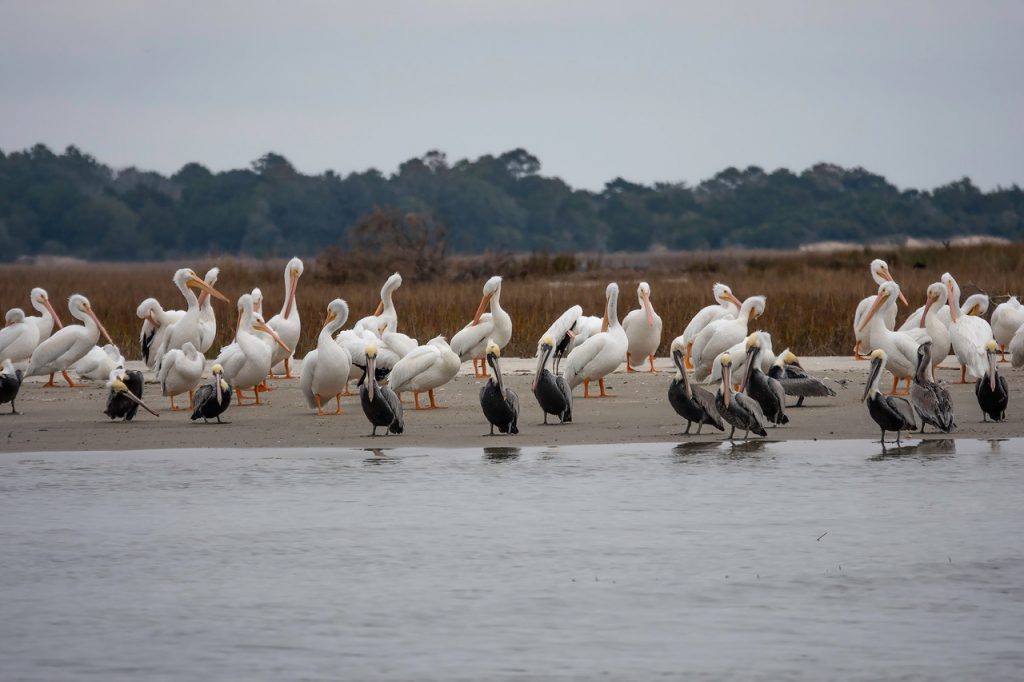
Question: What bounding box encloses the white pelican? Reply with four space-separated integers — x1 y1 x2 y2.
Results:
705 330 775 387
990 296 1024 363
853 259 906 358
538 305 585 374
26 295 115 387
562 282 628 398
622 282 663 373
388 336 461 410
381 331 419 358
25 288 65 385
451 276 512 378
690 295 766 382
336 326 402 394
858 282 918 394
901 282 950 381
946 276 994 384
899 272 987 330
251 287 264 316
136 298 185 369
156 268 228 367
214 294 291 405
0 309 38 367
355 272 403 335
678 283 743 369
299 299 352 416
1010 323 1024 369
196 266 221 353
158 341 205 411
267 257 304 378
74 344 124 381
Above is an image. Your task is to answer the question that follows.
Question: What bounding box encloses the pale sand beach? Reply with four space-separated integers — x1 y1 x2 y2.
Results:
2 357 1020 453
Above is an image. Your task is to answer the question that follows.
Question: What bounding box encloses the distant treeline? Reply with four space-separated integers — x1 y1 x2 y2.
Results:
0 144 1021 261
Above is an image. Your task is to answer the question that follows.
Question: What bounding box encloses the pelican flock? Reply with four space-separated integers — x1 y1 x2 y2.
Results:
0 254 1018 446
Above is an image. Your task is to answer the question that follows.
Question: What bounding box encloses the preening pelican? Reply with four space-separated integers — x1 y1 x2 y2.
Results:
74 344 124 381
336 327 401 394
355 272 403 335
191 364 232 424
691 295 766 382
863 349 917 445
562 282 628 398
0 359 24 414
678 283 743 369
360 342 404 436
857 282 917 394
768 350 836 407
136 298 185 369
267 257 304 378
741 333 788 426
26 295 114 387
667 338 722 434
947 275 994 383
196 267 221 354
623 282 662 373
540 305 583 374
299 299 352 415
479 341 519 435
105 368 159 421
533 334 573 424
715 353 768 441
0 308 38 367
909 341 955 434
388 336 460 410
853 259 906 358
158 341 205 411
450 276 512 378
901 282 951 381
214 294 291 405
156 268 228 367
976 340 1008 422
900 272 987 331
706 330 774 388
990 296 1024 363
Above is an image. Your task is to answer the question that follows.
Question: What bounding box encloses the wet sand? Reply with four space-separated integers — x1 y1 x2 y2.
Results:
3 357 1020 453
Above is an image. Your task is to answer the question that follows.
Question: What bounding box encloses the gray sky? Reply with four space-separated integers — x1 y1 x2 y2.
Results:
1 1 1021 190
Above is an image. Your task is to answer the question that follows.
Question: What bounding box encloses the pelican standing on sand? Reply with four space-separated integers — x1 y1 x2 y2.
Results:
158 341 204 411
853 259 906 358
360 343 404 436
22 288 65 385
667 338 722 434
901 282 951 381
678 283 743 369
857 282 917 394
768 350 836 407
137 298 184 369
715 353 768 441
387 336 461 410
947 275 994 383
196 267 221 354
0 309 37 367
976 340 1008 422
299 299 352 416
156 269 228 366
451 276 511 378
480 341 519 435
909 341 955 434
74 344 124 381
863 349 917 445
267 257 304 379
690 295 766 382
741 334 788 426
623 282 662 372
26 295 115 387
0 359 24 414
990 297 1024 363
214 294 291 405
191 364 232 424
562 282 628 399
532 334 572 424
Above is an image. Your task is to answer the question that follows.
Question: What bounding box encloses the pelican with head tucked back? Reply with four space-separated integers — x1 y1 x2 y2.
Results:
0 308 38 368
158 341 204 411
136 298 185 369
450 276 511 378
990 296 1024 363
387 336 461 410
562 283 628 399
26 295 115 387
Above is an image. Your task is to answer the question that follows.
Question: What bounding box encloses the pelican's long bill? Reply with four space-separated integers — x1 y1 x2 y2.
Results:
472 292 493 326
114 379 160 417
987 346 999 392
214 368 224 405
742 344 758 392
642 290 655 327
367 353 376 402
42 295 64 330
253 319 292 353
879 267 909 305
946 280 959 322
858 291 891 333
284 269 300 319
722 363 731 408
188 273 229 302
533 343 552 392
862 356 884 401
85 304 115 345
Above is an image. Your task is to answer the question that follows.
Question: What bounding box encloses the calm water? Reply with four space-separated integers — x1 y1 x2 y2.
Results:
1 439 1023 681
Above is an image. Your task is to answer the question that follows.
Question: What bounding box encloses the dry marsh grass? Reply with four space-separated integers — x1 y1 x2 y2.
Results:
2 245 1022 360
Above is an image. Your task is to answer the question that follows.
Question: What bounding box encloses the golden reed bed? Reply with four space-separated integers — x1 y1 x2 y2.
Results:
1 245 1021 360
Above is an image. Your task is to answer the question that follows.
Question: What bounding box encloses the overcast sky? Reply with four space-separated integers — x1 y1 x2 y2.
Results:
1 1 1021 190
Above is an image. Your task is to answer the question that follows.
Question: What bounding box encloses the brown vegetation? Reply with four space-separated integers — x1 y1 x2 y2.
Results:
2 245 1021 360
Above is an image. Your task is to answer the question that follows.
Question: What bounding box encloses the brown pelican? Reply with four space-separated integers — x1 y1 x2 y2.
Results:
976 340 1008 421
360 343 404 436
623 282 663 373
533 334 572 424
105 368 159 421
0 359 23 414
741 334 788 426
540 305 583 375
480 341 519 435
768 350 836 406
715 353 768 441
853 259 906 358
190 364 232 424
667 339 723 434
909 341 955 434
863 349 917 445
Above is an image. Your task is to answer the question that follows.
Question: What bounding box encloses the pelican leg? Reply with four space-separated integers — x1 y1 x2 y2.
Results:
169 395 182 412
920 421 927 434
887 376 899 395
257 378 272 392
1000 346 1009 363
685 343 694 370
853 340 867 360
583 380 591 399
684 421 692 435
626 353 636 373
316 394 326 417
796 396 805 407
62 371 83 388
960 366 967 384
480 358 489 379
726 425 735 441
344 381 351 397
44 373 58 388
414 391 425 410
235 388 250 406
398 392 408 404
188 390 195 411
648 355 657 373
283 358 294 379
598 378 613 398
879 428 885 444
428 389 445 409
696 422 703 435
254 388 262 405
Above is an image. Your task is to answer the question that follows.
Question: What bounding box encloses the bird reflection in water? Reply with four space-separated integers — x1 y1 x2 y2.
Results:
363 447 398 465
484 446 521 462
870 437 956 460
